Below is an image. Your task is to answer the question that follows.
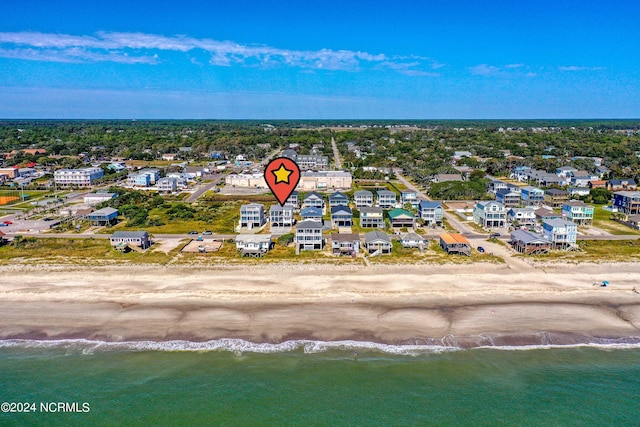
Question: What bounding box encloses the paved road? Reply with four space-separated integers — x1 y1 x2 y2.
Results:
185 180 220 202
331 135 342 169
395 173 479 235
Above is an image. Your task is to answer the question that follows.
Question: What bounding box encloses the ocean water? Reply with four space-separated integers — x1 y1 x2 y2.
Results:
1 340 640 426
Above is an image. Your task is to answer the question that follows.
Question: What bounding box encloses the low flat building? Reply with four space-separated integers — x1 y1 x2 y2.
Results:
54 167 104 187
510 230 552 255
109 231 150 251
87 207 119 226
235 234 272 257
400 232 427 248
299 171 352 191
225 173 268 188
439 233 471 256
364 230 392 255
331 233 361 256
83 192 117 206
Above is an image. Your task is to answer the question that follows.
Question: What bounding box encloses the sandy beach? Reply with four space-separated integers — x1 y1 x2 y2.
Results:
1 261 640 347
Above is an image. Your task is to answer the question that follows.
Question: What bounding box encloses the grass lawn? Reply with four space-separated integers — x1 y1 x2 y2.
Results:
589 204 640 235
530 239 640 262
367 240 504 265
0 237 175 265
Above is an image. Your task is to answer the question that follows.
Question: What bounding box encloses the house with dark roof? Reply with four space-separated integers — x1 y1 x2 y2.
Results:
510 230 552 255
534 207 562 222
388 208 415 228
300 206 323 223
364 230 392 255
606 179 637 192
328 192 349 208
331 205 352 228
331 233 361 256
301 191 325 214
360 206 385 228
495 188 521 208
544 189 569 209
418 201 443 226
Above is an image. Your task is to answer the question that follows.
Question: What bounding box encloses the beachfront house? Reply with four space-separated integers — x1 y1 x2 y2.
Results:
439 233 471 256
328 192 349 208
331 205 353 228
109 231 150 251
235 234 272 257
561 201 594 225
269 205 294 229
507 207 536 227
300 207 324 223
418 201 443 226
520 186 545 205
400 232 427 249
87 207 119 226
613 191 640 215
360 206 385 228
544 189 569 209
295 220 324 251
354 190 374 208
542 218 578 250
376 189 397 209
284 191 299 210
239 203 266 230
330 233 361 256
388 208 415 228
510 229 552 255
400 191 419 209
364 230 392 255
301 191 325 214
473 201 507 229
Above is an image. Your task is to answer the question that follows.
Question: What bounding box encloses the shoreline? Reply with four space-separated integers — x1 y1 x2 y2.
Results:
1 262 640 349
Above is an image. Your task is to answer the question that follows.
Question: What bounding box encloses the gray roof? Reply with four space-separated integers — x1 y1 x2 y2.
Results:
354 190 373 197
543 218 576 228
364 230 391 243
377 189 396 196
269 204 293 212
300 207 323 217
401 232 425 242
90 207 118 216
329 192 349 201
235 234 272 243
511 229 551 244
296 220 324 229
359 206 383 214
111 231 148 238
331 233 361 242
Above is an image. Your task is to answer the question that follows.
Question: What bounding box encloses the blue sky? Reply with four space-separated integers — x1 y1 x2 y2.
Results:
0 0 638 119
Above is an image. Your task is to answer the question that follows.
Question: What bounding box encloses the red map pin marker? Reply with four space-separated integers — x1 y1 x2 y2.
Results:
264 157 301 206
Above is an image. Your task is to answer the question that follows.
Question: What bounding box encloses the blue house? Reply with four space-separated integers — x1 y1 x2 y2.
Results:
542 218 577 250
418 201 443 226
521 186 545 205
88 207 119 226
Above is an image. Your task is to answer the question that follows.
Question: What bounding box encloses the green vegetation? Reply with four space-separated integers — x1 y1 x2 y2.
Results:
590 205 640 235
0 237 174 265
531 239 640 262
428 178 491 201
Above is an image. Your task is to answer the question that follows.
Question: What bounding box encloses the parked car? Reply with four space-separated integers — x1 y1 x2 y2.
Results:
3 221 13 225
188 230 199 235
0 223 8 227
489 233 501 238
202 230 212 235
477 246 485 253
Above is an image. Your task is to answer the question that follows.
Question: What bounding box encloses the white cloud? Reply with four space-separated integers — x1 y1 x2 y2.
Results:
558 65 604 72
0 31 438 74
469 64 501 76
